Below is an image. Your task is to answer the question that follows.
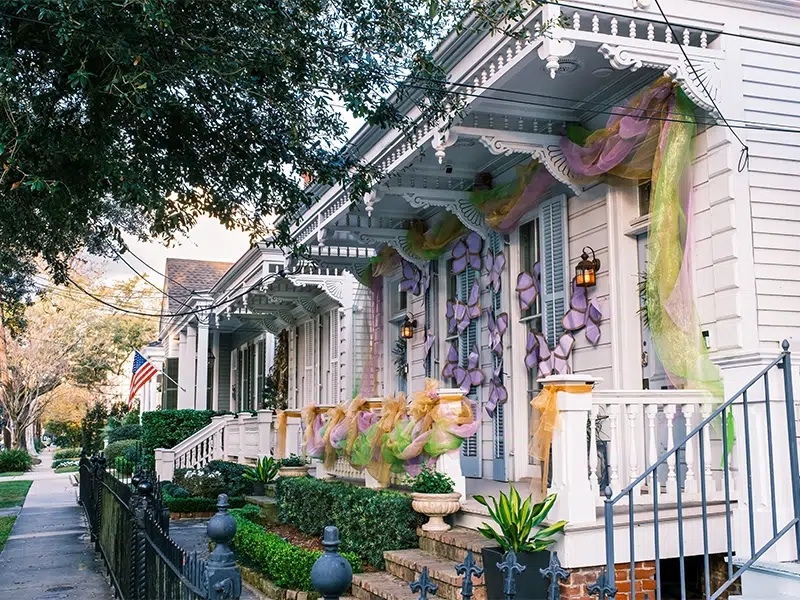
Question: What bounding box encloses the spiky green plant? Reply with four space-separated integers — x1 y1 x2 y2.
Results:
473 487 567 553
243 456 280 484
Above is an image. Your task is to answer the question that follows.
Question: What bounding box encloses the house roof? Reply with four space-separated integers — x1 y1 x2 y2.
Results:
160 258 233 319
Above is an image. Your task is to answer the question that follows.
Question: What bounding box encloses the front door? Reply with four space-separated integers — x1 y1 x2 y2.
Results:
637 234 672 391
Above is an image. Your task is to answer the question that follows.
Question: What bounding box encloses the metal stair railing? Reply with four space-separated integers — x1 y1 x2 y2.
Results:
599 340 800 600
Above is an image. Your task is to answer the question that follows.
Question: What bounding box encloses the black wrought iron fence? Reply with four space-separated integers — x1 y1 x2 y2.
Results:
78 455 241 600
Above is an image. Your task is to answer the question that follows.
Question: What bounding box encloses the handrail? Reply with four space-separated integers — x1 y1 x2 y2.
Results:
168 418 226 458
609 348 787 503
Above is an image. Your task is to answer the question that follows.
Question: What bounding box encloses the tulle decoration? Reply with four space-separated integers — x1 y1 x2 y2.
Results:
406 215 467 260
301 405 327 459
358 246 401 288
275 410 288 458
560 77 723 400
469 162 556 233
322 403 349 468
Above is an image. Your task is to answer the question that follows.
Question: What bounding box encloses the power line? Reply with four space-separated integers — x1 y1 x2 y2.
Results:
121 246 195 295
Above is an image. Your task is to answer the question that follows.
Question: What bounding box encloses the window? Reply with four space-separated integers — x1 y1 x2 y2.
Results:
638 179 652 217
425 261 439 378
162 358 179 409
257 340 266 409
388 278 408 394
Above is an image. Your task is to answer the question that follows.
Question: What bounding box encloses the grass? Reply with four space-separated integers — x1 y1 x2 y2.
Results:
0 480 33 509
55 465 79 474
0 472 24 478
0 515 15 552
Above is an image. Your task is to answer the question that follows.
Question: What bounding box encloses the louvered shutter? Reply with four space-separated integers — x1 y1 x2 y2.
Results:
460 265 481 478
329 309 341 405
230 349 239 411
539 195 568 346
303 321 315 406
287 327 297 409
489 231 507 481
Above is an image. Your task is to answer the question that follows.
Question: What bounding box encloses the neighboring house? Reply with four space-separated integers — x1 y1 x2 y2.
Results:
141 1 800 597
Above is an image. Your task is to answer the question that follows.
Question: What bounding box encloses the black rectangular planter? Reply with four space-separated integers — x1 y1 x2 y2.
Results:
481 547 551 600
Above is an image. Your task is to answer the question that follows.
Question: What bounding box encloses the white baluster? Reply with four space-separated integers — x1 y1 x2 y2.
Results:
589 405 600 494
646 404 658 494
497 55 504 70
518 117 524 132
573 12 581 30
481 70 488 84
683 405 697 494
629 20 637 38
533 119 539 133
489 62 496 78
627 404 639 496
647 23 655 41
534 22 542 38
592 15 600 34
701 32 708 49
665 27 673 44
611 18 618 36
608 405 621 493
665 404 678 494
700 403 714 494
506 47 513 61
683 28 691 46
515 40 522 54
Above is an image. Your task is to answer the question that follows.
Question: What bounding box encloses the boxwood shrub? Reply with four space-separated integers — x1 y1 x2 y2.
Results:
104 440 140 465
53 448 82 460
231 506 361 591
107 424 142 444
205 461 255 497
141 410 215 458
163 495 247 513
276 477 422 568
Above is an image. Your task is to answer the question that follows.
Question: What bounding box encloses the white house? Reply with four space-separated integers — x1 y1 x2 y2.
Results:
141 1 800 597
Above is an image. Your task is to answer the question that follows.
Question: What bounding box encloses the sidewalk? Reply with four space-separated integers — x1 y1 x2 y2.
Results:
0 451 112 600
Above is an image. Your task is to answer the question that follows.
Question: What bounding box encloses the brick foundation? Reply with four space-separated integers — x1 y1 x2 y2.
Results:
559 562 656 600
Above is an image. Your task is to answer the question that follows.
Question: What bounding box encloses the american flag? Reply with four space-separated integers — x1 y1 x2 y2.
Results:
128 350 158 408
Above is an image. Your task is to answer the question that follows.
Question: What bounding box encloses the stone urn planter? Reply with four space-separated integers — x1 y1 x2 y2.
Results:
411 492 462 532
278 465 310 478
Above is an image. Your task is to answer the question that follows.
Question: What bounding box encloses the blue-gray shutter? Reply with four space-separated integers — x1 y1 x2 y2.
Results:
489 231 507 482
538 195 568 347
460 266 481 478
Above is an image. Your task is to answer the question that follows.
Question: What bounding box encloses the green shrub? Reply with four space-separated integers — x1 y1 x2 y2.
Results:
231 509 361 591
141 410 215 458
174 469 226 498
46 421 83 448
410 466 455 494
0 449 33 473
104 440 140 465
277 454 306 467
107 424 142 444
277 477 421 568
123 407 140 426
52 458 80 468
53 448 82 460
205 461 255 497
81 402 108 455
164 495 246 513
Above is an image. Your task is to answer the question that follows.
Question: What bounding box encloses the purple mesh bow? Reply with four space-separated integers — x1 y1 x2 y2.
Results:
453 344 484 393
561 278 603 345
488 311 509 357
486 364 508 417
485 250 506 293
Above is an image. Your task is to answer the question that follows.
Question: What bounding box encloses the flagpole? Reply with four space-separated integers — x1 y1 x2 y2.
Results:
155 366 187 393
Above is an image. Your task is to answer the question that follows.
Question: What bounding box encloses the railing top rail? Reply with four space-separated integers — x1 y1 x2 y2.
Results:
608 345 789 504
163 418 226 456
592 389 714 401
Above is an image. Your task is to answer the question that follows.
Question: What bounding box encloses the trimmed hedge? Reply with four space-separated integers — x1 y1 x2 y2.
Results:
0 449 32 473
53 448 82 460
104 440 140 464
276 477 422 568
231 506 361 591
141 410 215 457
205 461 255 497
108 424 142 444
164 495 247 513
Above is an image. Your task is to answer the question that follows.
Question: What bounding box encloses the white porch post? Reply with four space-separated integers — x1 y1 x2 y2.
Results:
186 323 198 407
437 388 468 502
177 329 192 409
257 409 274 458
195 319 209 410
237 412 250 464
541 374 601 525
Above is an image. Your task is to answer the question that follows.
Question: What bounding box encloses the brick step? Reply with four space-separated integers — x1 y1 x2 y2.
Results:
384 549 485 600
417 527 494 567
352 571 443 600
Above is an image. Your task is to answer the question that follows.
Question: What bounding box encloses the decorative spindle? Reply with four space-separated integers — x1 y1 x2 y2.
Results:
534 22 542 38
683 405 697 493
540 552 569 600
592 15 600 33
506 46 513 61
497 551 525 600
518 117 524 132
700 404 714 491
481 70 488 84
573 12 581 30
455 551 484 600
610 18 618 36
503 115 508 130
701 31 708 48
515 40 522 54
589 406 600 493
533 119 539 133
629 20 637 38
627 405 638 496
665 26 673 44
489 62 496 77
647 23 654 41
646 405 658 493
607 405 620 491
665 404 677 493
409 566 438 600
683 28 691 46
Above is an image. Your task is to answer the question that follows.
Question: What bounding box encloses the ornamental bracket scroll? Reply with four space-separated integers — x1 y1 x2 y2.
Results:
395 187 490 240
340 226 427 270
597 42 722 118
287 273 345 307
461 128 583 195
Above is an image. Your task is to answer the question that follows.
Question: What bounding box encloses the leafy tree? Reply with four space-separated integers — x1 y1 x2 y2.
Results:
0 0 546 305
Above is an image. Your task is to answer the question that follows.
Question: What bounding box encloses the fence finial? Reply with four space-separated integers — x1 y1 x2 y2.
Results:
497 550 525 600
409 566 438 600
587 568 617 600
455 550 484 599
206 494 242 600
540 552 569 600
311 526 353 600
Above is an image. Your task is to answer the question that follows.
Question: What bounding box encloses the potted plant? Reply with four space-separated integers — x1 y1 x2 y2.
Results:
277 454 310 478
474 487 567 600
243 456 279 496
409 467 461 532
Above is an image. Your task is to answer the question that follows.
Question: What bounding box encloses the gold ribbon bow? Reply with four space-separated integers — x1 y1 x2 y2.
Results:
275 410 288 459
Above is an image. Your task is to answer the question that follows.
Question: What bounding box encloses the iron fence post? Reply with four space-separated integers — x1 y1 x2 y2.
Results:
455 550 484 600
205 494 242 600
311 526 353 600
497 550 525 600
540 552 569 600
93 455 106 552
129 474 152 600
780 340 800 558
602 487 617 599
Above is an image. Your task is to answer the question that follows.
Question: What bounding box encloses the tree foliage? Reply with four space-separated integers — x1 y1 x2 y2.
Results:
0 0 545 305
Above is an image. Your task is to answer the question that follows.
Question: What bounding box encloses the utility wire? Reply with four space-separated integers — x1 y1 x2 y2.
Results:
121 246 195 295
651 0 749 171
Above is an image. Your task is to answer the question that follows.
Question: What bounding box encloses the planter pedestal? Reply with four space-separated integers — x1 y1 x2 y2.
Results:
278 466 309 478
411 492 462 532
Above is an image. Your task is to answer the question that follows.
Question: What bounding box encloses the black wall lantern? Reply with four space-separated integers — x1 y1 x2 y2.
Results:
400 315 417 340
576 246 601 288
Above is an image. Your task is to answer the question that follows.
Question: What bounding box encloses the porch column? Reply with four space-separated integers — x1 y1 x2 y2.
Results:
256 409 274 458
177 329 192 409
195 319 209 410
540 374 601 525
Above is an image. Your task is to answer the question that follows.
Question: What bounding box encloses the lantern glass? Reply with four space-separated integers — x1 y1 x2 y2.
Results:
400 316 416 340
575 247 599 288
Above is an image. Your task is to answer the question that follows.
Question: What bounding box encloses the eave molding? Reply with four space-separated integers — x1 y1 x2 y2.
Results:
338 226 426 269
391 186 490 240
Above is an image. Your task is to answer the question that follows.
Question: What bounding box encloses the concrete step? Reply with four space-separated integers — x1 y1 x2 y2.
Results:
417 527 494 567
352 571 443 600
384 549 485 600
737 560 800 599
